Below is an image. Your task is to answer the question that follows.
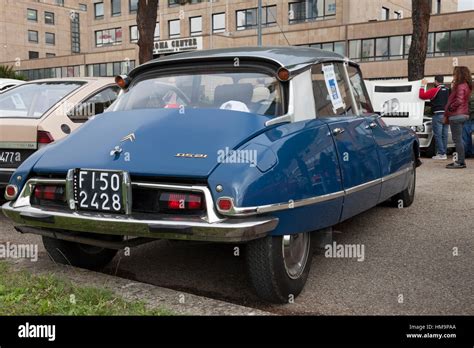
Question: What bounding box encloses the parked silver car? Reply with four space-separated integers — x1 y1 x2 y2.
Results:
415 116 473 157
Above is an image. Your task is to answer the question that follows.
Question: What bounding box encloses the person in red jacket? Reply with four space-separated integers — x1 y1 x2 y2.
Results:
419 75 450 159
444 66 473 169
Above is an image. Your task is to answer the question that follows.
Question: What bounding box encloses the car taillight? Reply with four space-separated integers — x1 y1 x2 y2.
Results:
160 192 203 212
37 131 54 148
33 185 65 202
217 197 233 212
4 184 18 200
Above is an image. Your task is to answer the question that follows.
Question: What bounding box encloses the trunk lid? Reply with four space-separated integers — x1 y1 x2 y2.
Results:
32 108 271 179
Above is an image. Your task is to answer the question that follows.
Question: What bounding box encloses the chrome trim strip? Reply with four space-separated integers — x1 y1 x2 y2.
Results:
219 167 411 216
345 178 381 195
219 190 345 217
381 167 411 182
0 168 16 172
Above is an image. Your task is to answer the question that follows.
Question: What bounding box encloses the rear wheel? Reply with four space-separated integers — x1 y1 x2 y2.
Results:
390 153 416 208
42 234 121 270
245 232 312 304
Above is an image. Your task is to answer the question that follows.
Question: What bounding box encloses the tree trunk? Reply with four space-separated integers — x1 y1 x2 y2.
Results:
408 0 432 81
137 0 159 65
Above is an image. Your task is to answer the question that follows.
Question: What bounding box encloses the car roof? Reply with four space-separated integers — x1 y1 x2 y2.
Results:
24 77 113 83
0 78 24 85
131 46 351 76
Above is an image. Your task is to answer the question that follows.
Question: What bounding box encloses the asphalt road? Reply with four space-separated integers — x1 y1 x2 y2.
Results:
1 158 473 315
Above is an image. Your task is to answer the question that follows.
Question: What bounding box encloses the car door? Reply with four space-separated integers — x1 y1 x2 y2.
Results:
347 64 408 202
311 62 381 221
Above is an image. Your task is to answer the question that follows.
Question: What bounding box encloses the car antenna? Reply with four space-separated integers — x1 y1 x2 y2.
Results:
263 0 291 46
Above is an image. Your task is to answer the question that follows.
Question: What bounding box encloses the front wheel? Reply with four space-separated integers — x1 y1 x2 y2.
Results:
245 232 313 304
42 234 121 270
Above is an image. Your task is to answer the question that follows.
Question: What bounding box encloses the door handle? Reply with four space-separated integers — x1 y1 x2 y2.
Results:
332 128 345 136
366 122 378 129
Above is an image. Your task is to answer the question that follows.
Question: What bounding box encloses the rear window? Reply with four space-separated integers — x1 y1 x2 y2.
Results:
0 82 85 119
110 70 284 117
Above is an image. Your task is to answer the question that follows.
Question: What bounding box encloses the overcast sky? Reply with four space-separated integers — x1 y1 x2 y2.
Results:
458 0 474 10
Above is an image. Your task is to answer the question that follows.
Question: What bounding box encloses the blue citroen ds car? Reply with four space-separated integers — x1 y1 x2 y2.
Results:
2 47 421 303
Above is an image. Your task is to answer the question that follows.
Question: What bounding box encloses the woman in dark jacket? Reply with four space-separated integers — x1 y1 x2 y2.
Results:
444 66 473 169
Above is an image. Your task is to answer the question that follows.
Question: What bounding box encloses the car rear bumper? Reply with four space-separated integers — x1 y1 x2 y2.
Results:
2 202 278 243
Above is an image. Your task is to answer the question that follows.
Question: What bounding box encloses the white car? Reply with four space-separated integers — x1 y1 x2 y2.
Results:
0 78 25 92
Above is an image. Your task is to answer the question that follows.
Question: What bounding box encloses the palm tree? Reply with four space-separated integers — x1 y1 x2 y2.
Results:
0 65 26 80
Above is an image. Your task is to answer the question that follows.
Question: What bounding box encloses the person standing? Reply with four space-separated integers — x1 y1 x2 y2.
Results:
419 75 450 159
444 66 473 169
462 90 474 158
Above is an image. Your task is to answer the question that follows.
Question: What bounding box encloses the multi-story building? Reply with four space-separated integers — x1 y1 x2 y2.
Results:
0 0 472 80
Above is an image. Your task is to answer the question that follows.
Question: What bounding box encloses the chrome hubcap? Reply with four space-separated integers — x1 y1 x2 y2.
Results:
282 233 310 279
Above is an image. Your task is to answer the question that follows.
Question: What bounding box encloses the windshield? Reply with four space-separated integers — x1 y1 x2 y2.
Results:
0 82 84 119
110 70 284 117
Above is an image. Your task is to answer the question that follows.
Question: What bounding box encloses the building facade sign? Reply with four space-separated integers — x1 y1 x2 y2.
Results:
153 37 203 55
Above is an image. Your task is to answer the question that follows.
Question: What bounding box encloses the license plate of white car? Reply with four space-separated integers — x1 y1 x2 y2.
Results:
73 169 126 213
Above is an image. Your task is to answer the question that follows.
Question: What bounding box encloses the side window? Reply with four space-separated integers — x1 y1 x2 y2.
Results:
347 65 374 114
311 63 354 117
68 86 120 123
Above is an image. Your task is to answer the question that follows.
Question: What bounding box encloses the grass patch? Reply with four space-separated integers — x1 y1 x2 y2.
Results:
0 262 173 315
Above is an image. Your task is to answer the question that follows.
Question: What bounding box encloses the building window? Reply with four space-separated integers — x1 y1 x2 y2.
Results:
95 2 104 19
212 13 225 33
450 30 468 55
154 23 160 39
27 9 38 21
86 60 135 77
95 28 123 47
307 41 345 56
289 0 336 24
111 0 121 16
362 39 375 61
129 0 138 13
130 25 138 42
434 0 441 14
168 19 180 38
381 7 389 20
45 11 55 24
45 32 56 45
71 11 80 53
190 16 202 36
434 31 449 56
79 3 88 11
375 37 388 60
46 53 56 58
28 51 39 60
389 36 404 59
394 10 402 19
236 6 276 31
55 0 65 6
349 40 361 61
334 41 346 56
469 30 474 53
28 30 39 43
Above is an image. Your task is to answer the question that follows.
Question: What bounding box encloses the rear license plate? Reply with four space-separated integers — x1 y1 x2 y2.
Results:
0 151 22 167
73 169 127 214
